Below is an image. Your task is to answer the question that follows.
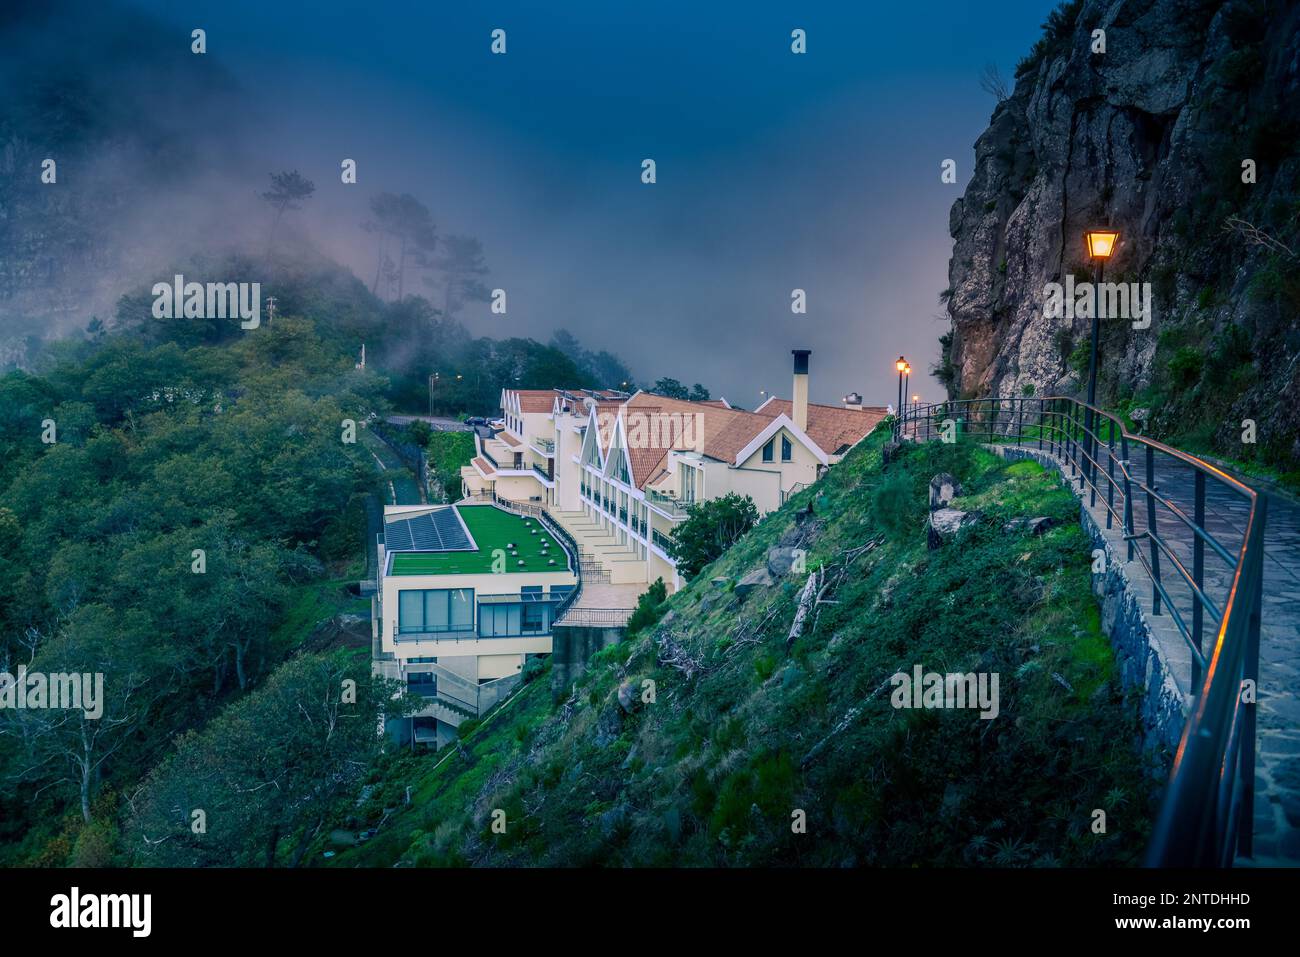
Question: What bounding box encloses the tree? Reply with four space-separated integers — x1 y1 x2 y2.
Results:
688 383 710 402
431 235 491 317
667 493 759 579
262 171 316 255
549 330 636 390
652 377 690 400
129 651 413 867
365 193 437 300
979 62 1010 102
1 604 177 823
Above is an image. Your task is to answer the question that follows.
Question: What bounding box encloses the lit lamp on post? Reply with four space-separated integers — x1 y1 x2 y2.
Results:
1083 229 1119 485
903 362 912 417
895 356 907 423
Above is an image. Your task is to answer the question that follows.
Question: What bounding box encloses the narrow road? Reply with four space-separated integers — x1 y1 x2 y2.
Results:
360 428 424 506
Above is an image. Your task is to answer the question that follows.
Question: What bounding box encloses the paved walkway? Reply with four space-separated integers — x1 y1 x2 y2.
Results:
1023 443 1300 863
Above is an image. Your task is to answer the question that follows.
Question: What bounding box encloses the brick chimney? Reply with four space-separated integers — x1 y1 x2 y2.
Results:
792 350 810 433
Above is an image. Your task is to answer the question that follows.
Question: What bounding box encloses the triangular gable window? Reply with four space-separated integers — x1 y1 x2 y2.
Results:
581 419 602 469
605 424 631 485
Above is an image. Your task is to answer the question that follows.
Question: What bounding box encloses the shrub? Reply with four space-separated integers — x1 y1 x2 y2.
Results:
1206 324 1252 386
667 494 759 580
1167 347 1205 388
626 577 669 634
870 473 916 542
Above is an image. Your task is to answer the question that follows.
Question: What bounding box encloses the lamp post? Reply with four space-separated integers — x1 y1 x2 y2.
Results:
1083 229 1119 486
895 356 907 421
903 363 912 417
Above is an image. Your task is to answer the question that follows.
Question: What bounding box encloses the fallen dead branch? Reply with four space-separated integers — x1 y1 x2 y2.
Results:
800 672 896 769
656 629 707 680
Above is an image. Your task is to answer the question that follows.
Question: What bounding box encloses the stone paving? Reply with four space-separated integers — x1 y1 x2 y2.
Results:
1023 441 1300 864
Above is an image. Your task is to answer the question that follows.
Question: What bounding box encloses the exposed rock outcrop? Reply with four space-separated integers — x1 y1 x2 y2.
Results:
945 0 1300 467
927 507 983 548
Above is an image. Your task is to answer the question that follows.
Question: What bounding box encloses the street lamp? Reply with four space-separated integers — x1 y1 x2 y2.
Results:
903 362 912 415
1083 228 1119 488
895 357 907 419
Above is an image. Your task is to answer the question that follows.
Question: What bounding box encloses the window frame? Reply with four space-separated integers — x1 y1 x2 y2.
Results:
397 588 476 635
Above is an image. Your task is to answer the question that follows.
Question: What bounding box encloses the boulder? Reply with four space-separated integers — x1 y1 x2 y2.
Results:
1002 515 1058 536
594 699 623 747
734 565 775 598
616 679 642 714
928 472 963 510
927 508 982 549
765 546 803 577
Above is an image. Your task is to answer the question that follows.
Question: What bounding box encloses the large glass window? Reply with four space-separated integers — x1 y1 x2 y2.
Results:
679 464 698 503
781 435 792 461
479 600 554 637
397 589 474 634
762 439 774 462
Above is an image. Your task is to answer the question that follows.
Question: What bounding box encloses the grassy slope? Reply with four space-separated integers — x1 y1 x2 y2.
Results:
324 430 1157 867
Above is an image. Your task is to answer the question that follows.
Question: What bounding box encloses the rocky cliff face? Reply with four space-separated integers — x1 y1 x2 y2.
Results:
945 0 1300 470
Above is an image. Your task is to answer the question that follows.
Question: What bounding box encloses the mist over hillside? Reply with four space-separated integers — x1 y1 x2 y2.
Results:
0 0 271 359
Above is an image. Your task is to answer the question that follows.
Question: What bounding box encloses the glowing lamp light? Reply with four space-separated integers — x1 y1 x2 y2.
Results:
1085 229 1119 259
896 356 907 372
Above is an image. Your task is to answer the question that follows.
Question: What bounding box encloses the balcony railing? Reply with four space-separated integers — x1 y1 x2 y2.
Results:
532 437 555 455
532 462 553 483
405 661 521 719
651 527 674 553
646 489 690 519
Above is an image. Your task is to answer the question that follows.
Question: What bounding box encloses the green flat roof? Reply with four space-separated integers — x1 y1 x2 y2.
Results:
388 505 570 576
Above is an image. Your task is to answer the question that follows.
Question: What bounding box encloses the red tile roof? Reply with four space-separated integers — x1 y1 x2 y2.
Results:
754 398 885 454
511 389 563 413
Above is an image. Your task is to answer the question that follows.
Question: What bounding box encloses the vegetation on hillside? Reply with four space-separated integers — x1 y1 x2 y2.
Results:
667 492 759 580
321 431 1156 867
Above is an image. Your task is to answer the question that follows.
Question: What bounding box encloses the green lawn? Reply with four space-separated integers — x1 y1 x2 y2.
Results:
388 505 570 575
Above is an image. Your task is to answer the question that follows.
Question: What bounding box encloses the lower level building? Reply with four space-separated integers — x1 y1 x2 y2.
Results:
371 502 577 747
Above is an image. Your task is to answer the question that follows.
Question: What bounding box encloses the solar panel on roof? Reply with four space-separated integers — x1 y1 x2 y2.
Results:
384 520 413 551
431 507 471 550
384 507 475 553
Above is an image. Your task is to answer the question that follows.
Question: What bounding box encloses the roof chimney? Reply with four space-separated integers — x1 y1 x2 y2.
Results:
791 350 810 433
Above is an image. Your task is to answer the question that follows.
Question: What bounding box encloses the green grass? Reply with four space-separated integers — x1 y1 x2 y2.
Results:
269 578 355 656
388 506 570 575
321 430 1155 867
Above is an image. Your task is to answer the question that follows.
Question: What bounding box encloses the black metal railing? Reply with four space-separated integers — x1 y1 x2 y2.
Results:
896 395 1268 867
651 527 674 554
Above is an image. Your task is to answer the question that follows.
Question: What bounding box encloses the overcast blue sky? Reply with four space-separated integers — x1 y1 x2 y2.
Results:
132 0 1055 406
